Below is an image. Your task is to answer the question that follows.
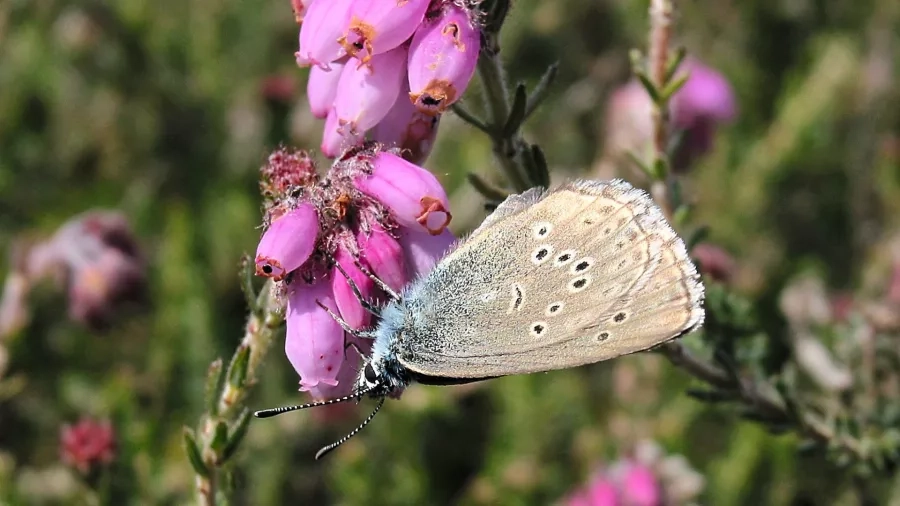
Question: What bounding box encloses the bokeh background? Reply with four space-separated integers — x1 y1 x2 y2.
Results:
2 0 900 504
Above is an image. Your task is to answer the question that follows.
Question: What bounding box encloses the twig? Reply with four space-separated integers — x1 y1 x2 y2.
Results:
186 261 284 505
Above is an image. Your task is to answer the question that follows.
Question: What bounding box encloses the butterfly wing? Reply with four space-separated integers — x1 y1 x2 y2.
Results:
396 179 704 379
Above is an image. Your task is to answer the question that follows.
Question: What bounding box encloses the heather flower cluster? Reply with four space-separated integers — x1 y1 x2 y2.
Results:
0 211 146 336
254 143 455 400
59 418 116 475
296 0 482 164
600 58 736 175
562 441 705 506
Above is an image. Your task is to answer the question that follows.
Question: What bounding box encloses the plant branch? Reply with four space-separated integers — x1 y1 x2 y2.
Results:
186 259 284 505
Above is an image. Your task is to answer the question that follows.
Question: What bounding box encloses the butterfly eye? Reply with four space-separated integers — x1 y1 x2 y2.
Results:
364 363 378 383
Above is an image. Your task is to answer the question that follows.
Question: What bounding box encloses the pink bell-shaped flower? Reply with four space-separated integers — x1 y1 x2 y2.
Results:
307 58 348 119
331 243 375 329
339 0 430 64
296 0 354 69
407 5 481 115
334 45 409 135
356 224 407 292
254 204 319 280
353 151 451 235
372 81 440 164
285 279 347 398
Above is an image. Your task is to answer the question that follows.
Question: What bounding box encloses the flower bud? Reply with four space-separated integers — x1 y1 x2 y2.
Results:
357 224 407 292
354 151 451 234
285 280 346 398
334 45 408 135
331 243 375 329
407 5 480 115
340 0 430 64
255 204 319 280
307 58 348 119
372 81 440 164
296 0 354 69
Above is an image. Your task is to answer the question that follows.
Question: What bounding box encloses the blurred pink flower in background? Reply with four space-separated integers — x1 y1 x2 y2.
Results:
600 57 736 175
254 143 454 400
561 441 705 506
60 418 116 474
0 211 146 336
295 0 482 164
692 243 736 283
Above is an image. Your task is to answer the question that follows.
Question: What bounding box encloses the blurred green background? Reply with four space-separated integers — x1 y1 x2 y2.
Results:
1 0 899 504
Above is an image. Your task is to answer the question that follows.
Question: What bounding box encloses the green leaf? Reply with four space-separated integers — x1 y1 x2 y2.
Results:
239 255 256 313
226 344 250 390
205 359 225 416
529 144 550 187
466 173 509 202
661 72 690 102
665 46 687 83
222 409 252 462
183 428 210 478
524 62 559 120
211 421 229 455
502 83 528 137
451 103 492 134
635 71 662 104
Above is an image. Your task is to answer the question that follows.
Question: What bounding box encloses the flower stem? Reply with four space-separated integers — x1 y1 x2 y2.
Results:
641 0 869 468
188 263 284 505
474 34 535 193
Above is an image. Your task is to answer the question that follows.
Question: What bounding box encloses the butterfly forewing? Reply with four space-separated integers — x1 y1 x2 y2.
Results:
397 179 704 379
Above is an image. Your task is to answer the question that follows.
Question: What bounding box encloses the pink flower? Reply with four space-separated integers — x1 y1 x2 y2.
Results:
372 80 441 164
331 243 375 329
334 45 409 136
407 5 481 115
296 0 354 69
291 0 312 23
620 463 660 506
691 243 735 283
353 151 451 235
339 0 430 64
253 144 455 399
321 107 365 158
285 281 346 397
671 58 737 130
670 59 736 168
60 418 116 474
67 248 145 330
307 58 348 119
255 204 319 281
400 227 456 279
357 224 408 292
601 58 736 174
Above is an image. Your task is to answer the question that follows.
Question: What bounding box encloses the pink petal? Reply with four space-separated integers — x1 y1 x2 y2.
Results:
357 224 407 292
307 58 348 119
340 0 430 63
297 0 354 69
255 204 319 280
321 106 365 158
285 280 347 399
671 58 737 128
353 152 451 234
398 227 455 279
407 5 481 115
372 80 440 165
620 463 660 506
331 244 375 329
587 477 619 506
334 45 408 134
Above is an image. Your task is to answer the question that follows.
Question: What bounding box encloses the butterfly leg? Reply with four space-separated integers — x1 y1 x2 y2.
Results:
352 260 401 301
315 299 364 336
332 259 381 316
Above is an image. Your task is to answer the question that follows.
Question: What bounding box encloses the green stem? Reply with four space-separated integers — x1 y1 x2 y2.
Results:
476 46 532 192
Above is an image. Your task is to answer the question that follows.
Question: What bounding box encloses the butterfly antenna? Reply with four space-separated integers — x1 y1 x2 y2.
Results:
331 259 381 317
253 384 375 418
315 299 364 336
315 396 385 460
